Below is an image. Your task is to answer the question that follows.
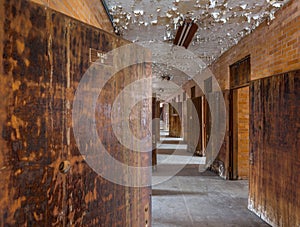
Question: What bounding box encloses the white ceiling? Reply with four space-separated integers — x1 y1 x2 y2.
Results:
106 0 290 100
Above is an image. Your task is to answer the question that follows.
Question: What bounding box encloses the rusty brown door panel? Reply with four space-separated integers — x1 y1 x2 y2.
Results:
169 102 182 138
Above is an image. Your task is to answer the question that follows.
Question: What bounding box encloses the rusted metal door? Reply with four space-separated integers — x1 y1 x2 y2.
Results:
202 96 210 156
152 97 160 169
192 97 203 155
169 102 182 138
186 98 201 154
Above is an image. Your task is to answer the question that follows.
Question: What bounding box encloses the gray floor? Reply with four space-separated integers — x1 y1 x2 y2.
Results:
152 129 269 227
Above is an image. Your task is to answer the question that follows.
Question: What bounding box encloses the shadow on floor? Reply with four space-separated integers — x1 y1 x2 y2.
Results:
175 167 220 177
152 189 208 196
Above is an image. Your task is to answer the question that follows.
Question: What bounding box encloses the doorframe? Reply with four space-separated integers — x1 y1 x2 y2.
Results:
229 84 249 180
229 55 250 180
229 89 237 180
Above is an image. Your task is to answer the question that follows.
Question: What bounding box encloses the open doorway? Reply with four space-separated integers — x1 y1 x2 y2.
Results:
229 56 250 180
229 86 250 180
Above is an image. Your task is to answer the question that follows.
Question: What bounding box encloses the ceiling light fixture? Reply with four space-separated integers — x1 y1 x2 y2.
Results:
173 18 198 49
153 63 174 81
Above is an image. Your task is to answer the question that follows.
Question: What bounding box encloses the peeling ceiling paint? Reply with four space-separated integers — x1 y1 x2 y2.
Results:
106 0 290 100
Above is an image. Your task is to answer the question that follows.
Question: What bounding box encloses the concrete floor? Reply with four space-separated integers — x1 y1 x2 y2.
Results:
152 129 270 227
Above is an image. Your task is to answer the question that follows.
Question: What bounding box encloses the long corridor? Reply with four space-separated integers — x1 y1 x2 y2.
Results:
152 129 270 227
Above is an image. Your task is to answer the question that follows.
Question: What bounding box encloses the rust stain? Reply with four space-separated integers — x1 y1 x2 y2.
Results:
15 39 25 55
10 115 25 139
0 0 151 225
32 0 114 33
12 80 21 91
249 71 300 226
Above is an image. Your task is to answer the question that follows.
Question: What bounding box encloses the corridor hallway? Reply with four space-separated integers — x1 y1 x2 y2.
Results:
152 126 269 227
0 0 299 225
